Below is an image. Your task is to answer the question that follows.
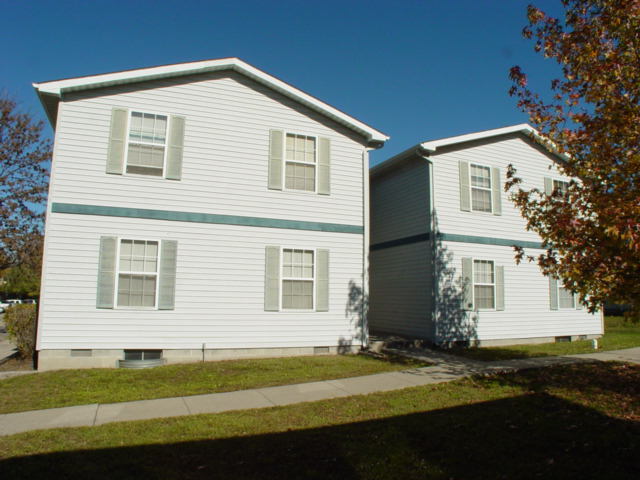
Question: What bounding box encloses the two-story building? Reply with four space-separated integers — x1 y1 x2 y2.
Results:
369 125 602 346
33 58 388 370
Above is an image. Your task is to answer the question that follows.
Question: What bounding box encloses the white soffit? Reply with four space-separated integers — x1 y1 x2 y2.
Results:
33 57 389 144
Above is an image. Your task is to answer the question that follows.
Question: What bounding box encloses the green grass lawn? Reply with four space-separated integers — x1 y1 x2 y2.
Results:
447 316 640 362
0 362 638 479
0 353 426 415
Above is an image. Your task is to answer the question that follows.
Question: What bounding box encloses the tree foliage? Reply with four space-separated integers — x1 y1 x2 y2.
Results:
1 233 43 298
507 0 640 313
0 97 50 271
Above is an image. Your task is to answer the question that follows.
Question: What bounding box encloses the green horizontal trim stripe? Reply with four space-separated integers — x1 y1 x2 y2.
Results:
371 232 542 251
51 203 364 234
440 233 543 249
370 233 430 251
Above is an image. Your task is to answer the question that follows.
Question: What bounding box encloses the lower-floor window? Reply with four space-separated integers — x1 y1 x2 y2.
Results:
117 239 159 307
473 259 495 309
558 285 576 309
282 248 314 309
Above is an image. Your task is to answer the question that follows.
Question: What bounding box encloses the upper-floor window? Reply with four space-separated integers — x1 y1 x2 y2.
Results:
282 248 315 310
552 179 569 195
470 164 492 212
126 112 168 177
285 133 316 192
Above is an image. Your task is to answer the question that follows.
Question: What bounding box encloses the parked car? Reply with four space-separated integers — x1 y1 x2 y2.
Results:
0 299 23 313
22 299 37 305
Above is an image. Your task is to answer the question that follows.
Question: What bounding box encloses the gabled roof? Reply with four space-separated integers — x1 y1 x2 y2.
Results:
371 123 562 176
33 57 389 146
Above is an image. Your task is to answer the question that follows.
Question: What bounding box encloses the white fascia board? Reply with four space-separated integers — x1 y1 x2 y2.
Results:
33 58 389 144
419 124 537 152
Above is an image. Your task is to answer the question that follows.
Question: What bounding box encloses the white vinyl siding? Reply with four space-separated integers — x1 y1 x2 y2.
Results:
126 112 168 177
473 259 495 310
440 242 600 343
51 72 365 226
38 214 364 350
433 135 566 242
470 164 492 212
282 248 314 310
285 133 316 192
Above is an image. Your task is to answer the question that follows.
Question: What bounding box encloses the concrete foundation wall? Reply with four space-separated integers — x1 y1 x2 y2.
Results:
37 345 361 371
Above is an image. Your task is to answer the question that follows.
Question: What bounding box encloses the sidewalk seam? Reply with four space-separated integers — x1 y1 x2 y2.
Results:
91 404 100 426
181 396 192 415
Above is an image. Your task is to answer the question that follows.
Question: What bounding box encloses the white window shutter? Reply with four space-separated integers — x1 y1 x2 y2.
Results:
549 276 559 310
459 161 471 211
264 246 281 311
491 167 502 215
317 138 331 195
495 265 505 310
316 249 329 311
165 116 185 180
106 108 128 174
544 177 553 195
158 240 178 310
461 257 473 310
96 236 117 308
268 130 284 190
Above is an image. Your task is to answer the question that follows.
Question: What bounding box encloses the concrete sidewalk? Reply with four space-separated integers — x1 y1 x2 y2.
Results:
1 347 638 437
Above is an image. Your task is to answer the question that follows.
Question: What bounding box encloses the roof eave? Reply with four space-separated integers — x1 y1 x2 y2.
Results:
32 58 389 144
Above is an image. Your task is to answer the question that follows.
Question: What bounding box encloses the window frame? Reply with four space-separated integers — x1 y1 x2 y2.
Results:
469 162 493 214
123 110 171 178
114 237 161 310
557 283 576 310
472 258 496 311
279 246 316 312
282 131 318 194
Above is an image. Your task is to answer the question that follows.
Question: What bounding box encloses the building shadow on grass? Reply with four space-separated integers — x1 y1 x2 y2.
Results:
2 392 638 479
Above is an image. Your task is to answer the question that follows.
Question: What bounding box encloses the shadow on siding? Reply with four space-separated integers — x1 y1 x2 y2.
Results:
433 215 479 346
345 280 368 349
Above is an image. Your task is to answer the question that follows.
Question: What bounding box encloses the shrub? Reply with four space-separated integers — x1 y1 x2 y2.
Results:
4 304 37 358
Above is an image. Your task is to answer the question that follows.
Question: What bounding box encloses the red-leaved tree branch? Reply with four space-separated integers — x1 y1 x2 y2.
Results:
507 0 640 314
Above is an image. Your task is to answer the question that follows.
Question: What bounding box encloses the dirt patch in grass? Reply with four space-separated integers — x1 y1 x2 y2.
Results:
0 356 34 372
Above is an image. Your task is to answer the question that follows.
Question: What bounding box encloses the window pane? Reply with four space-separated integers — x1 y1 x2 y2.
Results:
282 280 313 309
303 251 313 265
553 180 568 195
470 165 491 188
129 112 143 142
471 188 492 212
474 285 495 309
473 260 494 284
558 287 575 308
285 162 315 191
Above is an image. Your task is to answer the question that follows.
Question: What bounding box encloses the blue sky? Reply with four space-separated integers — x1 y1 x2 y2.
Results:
2 0 564 166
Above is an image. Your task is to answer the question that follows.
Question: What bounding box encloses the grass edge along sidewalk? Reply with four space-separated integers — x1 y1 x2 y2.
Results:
0 353 428 415
0 362 638 480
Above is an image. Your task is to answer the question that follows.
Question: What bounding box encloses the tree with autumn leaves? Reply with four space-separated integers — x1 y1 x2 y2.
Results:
507 0 640 315
0 97 50 288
